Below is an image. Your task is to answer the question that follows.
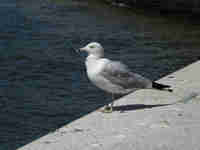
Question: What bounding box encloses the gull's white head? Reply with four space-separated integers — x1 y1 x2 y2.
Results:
80 42 104 58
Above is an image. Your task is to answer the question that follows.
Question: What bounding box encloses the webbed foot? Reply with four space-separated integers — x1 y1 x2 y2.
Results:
99 105 113 113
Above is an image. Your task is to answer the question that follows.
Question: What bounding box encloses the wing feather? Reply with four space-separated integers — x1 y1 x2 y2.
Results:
100 61 152 89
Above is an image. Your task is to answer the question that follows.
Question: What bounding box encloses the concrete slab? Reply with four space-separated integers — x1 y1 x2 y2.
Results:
18 61 200 150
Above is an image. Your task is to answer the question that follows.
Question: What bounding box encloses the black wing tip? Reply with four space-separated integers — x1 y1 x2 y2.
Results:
152 81 173 92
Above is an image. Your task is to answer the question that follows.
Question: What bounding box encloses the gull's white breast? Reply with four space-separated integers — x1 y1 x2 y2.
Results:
85 58 126 94
86 58 108 86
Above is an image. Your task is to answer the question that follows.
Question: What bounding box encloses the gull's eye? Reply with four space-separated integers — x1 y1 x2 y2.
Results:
89 45 95 49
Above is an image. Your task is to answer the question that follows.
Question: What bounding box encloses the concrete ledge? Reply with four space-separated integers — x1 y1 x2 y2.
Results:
18 61 200 150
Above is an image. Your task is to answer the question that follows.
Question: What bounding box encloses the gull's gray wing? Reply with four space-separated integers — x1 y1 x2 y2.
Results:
100 61 152 89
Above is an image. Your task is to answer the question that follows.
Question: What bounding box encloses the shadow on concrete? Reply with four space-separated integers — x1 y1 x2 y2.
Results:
113 103 171 112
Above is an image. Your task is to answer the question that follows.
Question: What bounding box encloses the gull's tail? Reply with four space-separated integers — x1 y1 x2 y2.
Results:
152 81 173 92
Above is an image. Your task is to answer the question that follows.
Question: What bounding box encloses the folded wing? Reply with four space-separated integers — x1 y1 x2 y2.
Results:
100 60 152 90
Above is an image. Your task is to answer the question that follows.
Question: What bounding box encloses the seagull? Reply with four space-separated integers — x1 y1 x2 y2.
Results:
79 42 172 113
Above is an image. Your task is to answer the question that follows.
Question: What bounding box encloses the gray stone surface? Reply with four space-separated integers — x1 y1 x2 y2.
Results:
18 61 200 150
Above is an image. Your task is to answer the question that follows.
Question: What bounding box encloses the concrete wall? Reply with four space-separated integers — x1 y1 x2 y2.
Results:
104 0 200 13
18 61 200 150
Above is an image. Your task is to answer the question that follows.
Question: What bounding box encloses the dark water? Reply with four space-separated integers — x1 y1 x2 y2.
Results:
0 0 200 149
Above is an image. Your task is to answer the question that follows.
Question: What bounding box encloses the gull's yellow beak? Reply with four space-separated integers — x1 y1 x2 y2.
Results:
79 47 85 51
